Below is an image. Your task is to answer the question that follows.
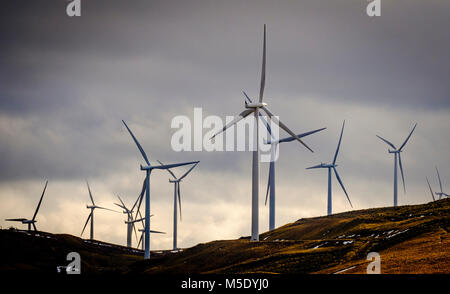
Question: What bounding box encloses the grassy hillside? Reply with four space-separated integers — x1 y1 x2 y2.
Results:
1 198 449 274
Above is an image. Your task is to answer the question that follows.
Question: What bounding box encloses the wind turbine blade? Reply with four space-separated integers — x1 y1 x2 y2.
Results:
86 181 95 206
259 24 266 103
132 179 146 213
32 180 48 221
274 127 326 144
436 167 443 194
32 223 37 231
122 120 151 166
399 123 417 151
114 203 125 210
243 91 253 103
150 230 166 234
306 164 324 170
157 160 178 180
153 161 200 171
132 217 145 223
265 164 272 206
132 222 138 243
96 206 120 213
333 121 345 165
5 218 27 222
333 167 353 208
398 153 406 193
261 106 313 152
117 195 127 210
137 233 143 248
178 162 199 181
177 183 182 221
210 109 253 140
81 212 92 236
376 135 396 150
137 210 145 228
426 177 435 201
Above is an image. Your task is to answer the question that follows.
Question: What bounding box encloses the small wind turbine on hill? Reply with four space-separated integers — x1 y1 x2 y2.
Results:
306 121 352 216
376 123 417 207
114 195 141 247
136 226 165 250
5 180 48 231
126 216 165 250
81 181 117 240
157 160 199 250
429 167 449 200
122 120 198 259
210 25 314 241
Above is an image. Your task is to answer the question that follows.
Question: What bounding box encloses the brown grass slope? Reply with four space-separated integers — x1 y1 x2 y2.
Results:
1 198 449 274
131 198 450 274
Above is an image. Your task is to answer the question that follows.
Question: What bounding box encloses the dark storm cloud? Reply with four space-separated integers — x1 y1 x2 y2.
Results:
0 0 449 183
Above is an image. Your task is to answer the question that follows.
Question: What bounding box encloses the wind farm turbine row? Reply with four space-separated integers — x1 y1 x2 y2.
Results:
3 25 446 262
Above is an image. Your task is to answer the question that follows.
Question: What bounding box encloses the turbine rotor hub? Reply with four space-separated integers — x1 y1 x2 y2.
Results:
245 102 267 109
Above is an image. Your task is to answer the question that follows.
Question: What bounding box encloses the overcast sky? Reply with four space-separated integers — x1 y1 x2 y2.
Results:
0 0 449 250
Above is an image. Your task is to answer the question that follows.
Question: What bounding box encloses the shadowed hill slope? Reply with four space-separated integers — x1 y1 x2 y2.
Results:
1 198 449 274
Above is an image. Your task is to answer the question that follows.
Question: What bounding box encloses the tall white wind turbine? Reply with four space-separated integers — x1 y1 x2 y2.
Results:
5 180 48 231
211 25 314 241
243 92 325 231
157 160 199 250
81 181 117 240
306 121 352 216
376 123 417 207
122 120 198 258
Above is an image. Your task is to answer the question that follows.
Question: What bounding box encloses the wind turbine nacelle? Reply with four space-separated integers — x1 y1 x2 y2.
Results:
86 205 95 209
140 165 153 171
245 102 267 109
23 219 35 224
388 149 400 154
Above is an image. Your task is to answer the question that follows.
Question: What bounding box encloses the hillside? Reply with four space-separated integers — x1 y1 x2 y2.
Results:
1 198 449 274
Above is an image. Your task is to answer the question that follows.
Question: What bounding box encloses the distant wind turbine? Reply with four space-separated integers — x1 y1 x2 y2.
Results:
434 167 449 200
127 216 165 250
5 180 48 231
114 195 142 247
210 25 314 241
122 119 198 259
376 123 417 207
81 181 117 240
136 225 165 251
157 160 199 250
306 121 352 216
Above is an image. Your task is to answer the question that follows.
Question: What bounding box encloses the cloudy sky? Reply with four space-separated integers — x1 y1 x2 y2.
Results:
1 0 449 250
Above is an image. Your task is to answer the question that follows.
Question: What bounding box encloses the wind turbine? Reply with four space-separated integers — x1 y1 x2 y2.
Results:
136 225 165 250
210 25 314 241
5 180 48 231
376 123 417 207
263 127 325 230
122 119 199 259
242 92 326 231
306 121 352 216
114 195 142 247
434 167 449 200
157 160 199 250
81 181 117 240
